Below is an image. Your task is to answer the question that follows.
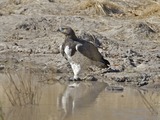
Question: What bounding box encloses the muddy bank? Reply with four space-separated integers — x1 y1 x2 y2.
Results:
0 0 160 88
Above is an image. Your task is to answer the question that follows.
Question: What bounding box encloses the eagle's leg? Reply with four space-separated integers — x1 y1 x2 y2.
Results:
70 62 81 80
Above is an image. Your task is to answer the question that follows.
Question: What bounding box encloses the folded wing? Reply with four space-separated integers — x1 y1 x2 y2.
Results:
76 41 104 62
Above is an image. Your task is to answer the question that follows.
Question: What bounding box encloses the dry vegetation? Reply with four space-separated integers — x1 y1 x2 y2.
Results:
77 0 123 16
3 68 42 106
1 0 160 17
128 3 160 18
76 0 160 18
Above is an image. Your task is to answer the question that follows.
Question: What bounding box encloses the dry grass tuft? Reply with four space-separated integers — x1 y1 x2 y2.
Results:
76 0 160 17
129 3 160 18
77 0 123 16
3 68 42 106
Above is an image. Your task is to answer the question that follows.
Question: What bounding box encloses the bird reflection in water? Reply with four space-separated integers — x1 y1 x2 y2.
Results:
57 81 108 119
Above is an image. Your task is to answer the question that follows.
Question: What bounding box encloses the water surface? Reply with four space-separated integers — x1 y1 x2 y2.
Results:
0 73 160 120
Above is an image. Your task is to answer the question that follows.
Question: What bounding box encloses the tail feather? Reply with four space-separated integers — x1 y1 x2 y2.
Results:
102 58 110 68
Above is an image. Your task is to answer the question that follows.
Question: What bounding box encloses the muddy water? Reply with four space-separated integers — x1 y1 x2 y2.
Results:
0 73 160 120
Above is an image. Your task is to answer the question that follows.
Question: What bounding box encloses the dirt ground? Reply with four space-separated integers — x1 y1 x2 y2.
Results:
0 0 160 89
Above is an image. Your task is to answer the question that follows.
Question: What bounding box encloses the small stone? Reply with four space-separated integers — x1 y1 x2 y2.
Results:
48 0 54 2
52 48 60 54
137 81 148 87
115 77 126 82
106 86 124 92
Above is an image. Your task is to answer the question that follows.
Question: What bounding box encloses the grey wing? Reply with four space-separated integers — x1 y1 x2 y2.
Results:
76 41 103 62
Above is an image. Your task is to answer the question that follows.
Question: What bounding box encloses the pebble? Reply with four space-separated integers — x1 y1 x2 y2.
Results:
106 86 124 92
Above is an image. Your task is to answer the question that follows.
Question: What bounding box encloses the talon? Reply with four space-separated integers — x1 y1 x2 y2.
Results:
74 77 82 81
68 77 81 81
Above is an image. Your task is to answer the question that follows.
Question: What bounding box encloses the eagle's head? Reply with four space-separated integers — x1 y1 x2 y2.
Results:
57 26 76 36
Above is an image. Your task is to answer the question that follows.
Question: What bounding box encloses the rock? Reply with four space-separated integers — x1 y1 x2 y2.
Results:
138 81 148 87
115 77 126 82
52 48 60 54
105 86 124 92
137 74 150 87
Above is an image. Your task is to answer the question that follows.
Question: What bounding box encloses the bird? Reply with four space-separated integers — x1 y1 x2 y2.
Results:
57 26 110 80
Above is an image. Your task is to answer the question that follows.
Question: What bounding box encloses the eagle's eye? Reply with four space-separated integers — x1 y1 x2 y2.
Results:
61 27 66 31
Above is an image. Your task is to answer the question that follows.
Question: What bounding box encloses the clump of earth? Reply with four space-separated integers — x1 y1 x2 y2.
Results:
0 0 160 89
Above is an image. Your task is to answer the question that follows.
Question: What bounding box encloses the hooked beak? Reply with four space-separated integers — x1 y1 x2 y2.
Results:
57 27 62 32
